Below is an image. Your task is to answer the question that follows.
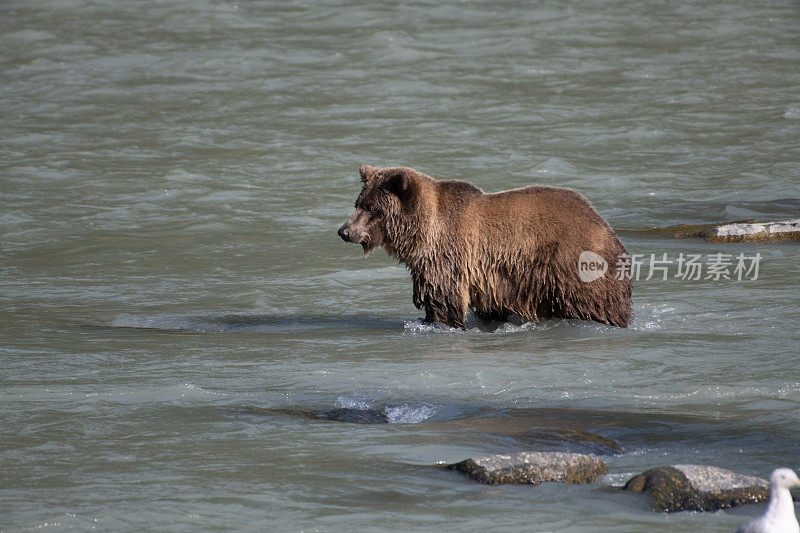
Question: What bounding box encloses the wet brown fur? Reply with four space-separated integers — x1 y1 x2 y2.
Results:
338 165 632 329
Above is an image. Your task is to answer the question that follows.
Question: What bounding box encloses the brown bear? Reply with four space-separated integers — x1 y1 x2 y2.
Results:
338 164 632 329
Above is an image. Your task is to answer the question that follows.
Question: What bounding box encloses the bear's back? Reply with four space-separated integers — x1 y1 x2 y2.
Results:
476 185 610 240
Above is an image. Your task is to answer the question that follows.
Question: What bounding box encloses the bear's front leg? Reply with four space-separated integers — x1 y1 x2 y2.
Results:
422 300 465 330
412 272 467 329
422 291 467 330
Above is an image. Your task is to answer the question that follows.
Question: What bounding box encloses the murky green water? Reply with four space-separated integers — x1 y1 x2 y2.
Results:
2 1 799 531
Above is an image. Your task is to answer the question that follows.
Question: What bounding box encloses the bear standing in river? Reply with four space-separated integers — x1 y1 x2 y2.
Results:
338 165 632 329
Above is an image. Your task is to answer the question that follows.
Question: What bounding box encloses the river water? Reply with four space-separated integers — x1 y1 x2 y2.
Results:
2 1 799 531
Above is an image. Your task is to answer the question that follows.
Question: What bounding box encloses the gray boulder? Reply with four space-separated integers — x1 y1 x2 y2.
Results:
446 451 608 485
623 464 770 512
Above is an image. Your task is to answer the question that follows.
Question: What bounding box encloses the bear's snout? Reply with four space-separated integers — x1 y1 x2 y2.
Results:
337 224 351 242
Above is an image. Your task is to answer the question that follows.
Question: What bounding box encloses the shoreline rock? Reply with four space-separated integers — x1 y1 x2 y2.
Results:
623 465 770 512
446 451 608 485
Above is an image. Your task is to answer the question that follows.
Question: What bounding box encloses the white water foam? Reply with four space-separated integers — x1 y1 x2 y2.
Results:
404 317 561 334
783 105 800 119
491 320 558 334
403 319 464 333
383 402 437 424
335 395 437 423
600 472 639 487
632 303 676 331
335 393 374 411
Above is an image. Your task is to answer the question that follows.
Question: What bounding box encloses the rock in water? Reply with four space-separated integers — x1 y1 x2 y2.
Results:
623 464 769 512
671 218 800 243
707 219 800 243
523 428 624 455
737 468 800 533
446 451 607 485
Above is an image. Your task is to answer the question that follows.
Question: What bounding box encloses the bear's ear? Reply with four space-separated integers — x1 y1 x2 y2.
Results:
359 164 378 183
382 168 411 198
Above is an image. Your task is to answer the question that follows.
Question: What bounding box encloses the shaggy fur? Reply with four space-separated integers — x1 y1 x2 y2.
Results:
338 165 632 329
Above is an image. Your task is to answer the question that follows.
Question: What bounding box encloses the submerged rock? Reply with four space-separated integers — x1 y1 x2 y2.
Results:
313 407 389 424
623 465 770 512
672 218 800 243
524 429 624 455
439 409 626 456
446 451 608 485
230 406 391 424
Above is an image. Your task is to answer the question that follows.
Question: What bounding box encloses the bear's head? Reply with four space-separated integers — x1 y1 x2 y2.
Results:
338 164 420 255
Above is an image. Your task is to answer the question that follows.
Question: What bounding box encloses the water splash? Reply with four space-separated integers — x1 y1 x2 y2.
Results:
632 303 676 331
334 395 437 424
403 319 463 334
335 393 374 411
404 317 561 334
383 402 437 424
